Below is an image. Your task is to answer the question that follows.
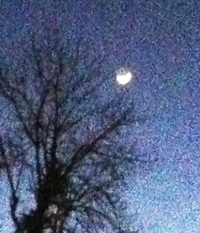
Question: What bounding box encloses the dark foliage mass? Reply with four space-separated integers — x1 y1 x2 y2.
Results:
0 1 142 232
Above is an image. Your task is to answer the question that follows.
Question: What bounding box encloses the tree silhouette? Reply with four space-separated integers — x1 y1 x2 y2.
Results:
0 1 142 232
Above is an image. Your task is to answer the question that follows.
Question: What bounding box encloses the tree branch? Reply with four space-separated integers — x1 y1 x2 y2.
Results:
0 136 21 231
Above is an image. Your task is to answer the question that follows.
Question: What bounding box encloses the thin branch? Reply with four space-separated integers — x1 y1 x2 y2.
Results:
67 116 123 175
0 136 21 231
49 76 59 163
0 89 35 143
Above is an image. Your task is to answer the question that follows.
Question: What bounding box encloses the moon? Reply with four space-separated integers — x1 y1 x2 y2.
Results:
116 70 132 85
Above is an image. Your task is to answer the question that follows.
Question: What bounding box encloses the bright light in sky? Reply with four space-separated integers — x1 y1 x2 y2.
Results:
116 70 132 85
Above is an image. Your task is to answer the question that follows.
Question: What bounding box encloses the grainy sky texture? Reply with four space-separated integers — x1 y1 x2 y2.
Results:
1 0 200 232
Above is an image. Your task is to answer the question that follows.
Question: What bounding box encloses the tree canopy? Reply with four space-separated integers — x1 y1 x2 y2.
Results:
0 1 143 232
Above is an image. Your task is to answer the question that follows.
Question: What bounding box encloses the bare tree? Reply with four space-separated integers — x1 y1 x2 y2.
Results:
0 1 142 232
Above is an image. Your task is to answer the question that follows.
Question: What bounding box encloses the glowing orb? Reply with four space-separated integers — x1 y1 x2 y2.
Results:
116 71 132 85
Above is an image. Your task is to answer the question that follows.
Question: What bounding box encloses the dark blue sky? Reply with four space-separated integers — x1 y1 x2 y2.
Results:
1 0 200 232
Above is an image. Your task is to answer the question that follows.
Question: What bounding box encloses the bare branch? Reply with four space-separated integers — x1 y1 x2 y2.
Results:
67 116 124 174
0 136 21 231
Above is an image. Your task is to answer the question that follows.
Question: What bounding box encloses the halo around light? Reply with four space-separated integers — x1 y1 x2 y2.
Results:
116 71 132 85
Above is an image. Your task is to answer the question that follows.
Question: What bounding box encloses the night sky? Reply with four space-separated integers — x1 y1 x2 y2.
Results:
1 0 200 232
